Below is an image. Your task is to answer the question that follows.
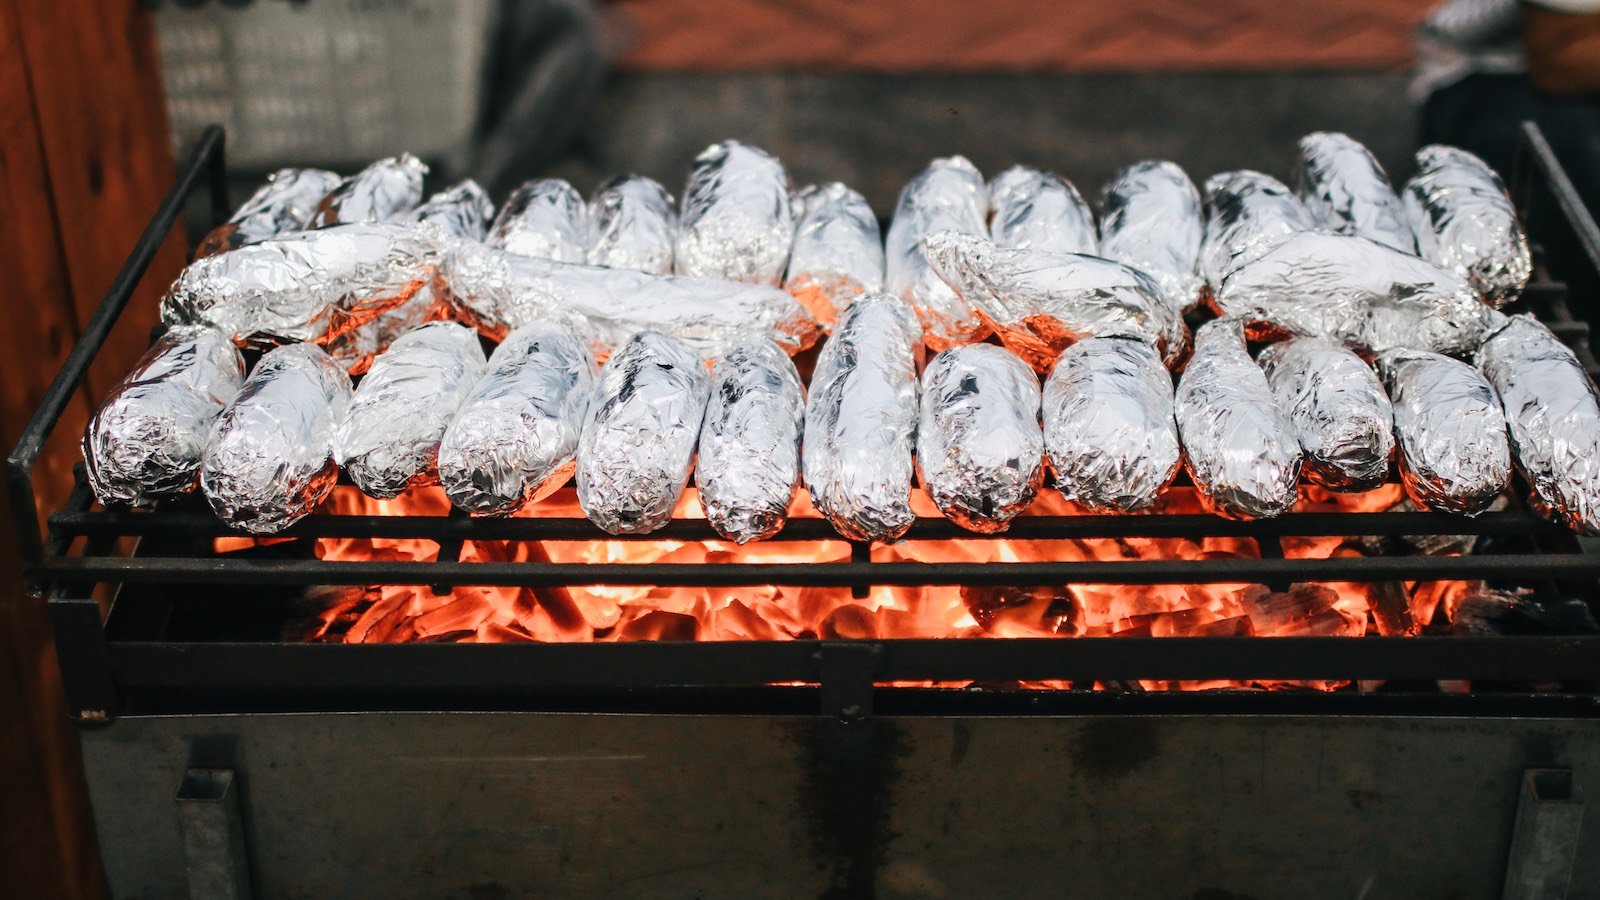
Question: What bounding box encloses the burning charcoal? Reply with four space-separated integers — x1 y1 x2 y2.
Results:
1199 170 1316 288
1240 584 1364 637
309 153 428 228
587 174 677 274
960 585 1081 636
1375 348 1509 515
1293 132 1415 253
196 167 342 258
1043 336 1181 512
200 343 352 534
804 294 923 542
884 155 990 349
408 179 494 242
1477 314 1600 534
696 338 806 543
489 178 589 263
1175 318 1301 519
987 165 1097 255
82 325 246 505
674 140 793 284
438 323 595 516
917 343 1044 533
1404 144 1531 306
785 182 884 329
1097 160 1205 313
1450 588 1600 635
576 331 711 535
1258 337 1394 491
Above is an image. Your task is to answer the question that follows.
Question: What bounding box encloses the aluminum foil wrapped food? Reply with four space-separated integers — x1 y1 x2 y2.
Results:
695 338 806 543
82 326 246 504
437 323 595 516
1175 318 1302 519
335 322 488 499
1098 160 1205 312
309 154 427 228
673 140 793 284
1404 144 1532 306
1293 132 1415 253
784 182 884 329
884 156 989 348
916 343 1044 533
199 343 352 534
489 178 589 263
587 174 677 274
196 168 341 258
1258 336 1395 491
1042 336 1180 512
1476 314 1600 533
1214 231 1493 356
803 294 924 541
576 331 711 535
408 179 494 241
987 165 1097 255
1375 347 1509 515
1199 170 1316 288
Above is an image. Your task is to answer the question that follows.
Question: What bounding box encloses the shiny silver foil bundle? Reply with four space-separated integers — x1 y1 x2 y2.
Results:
785 182 884 329
803 294 924 542
1098 160 1205 313
1258 336 1395 491
409 180 494 241
1199 170 1316 288
1042 336 1180 512
917 343 1044 533
489 178 589 263
1476 314 1600 533
673 140 793 284
200 343 352 534
1375 347 1509 515
196 168 341 258
82 326 246 505
587 174 677 274
1404 144 1532 306
309 154 427 228
987 165 1097 255
695 338 806 543
1293 132 1415 253
437 323 595 516
1214 231 1493 356
884 156 989 349
1174 318 1302 519
576 331 711 535
335 323 488 499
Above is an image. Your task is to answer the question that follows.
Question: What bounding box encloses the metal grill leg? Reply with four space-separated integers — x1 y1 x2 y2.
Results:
1503 768 1585 900
176 768 253 900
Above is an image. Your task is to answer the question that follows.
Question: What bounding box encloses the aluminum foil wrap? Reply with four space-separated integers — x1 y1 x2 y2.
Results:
1375 347 1509 515
1214 231 1493 356
884 156 989 348
409 179 494 241
335 322 488 499
785 182 884 329
196 168 341 258
1174 318 1302 519
489 178 589 262
437 323 595 516
1258 336 1395 491
199 343 352 534
576 331 711 534
1404 144 1532 306
1199 170 1316 288
673 140 793 284
987 165 1097 255
803 294 924 542
917 343 1044 533
1042 336 1180 512
1476 314 1600 533
695 338 806 543
309 154 427 228
1097 160 1205 312
587 174 676 274
82 326 246 505
1293 132 1415 252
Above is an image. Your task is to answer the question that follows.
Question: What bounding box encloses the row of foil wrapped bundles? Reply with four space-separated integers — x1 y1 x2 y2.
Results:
86 133 1600 538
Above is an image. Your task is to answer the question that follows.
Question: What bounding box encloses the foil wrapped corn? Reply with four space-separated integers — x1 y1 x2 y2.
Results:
587 174 677 274
1200 170 1316 288
1258 336 1395 491
1404 144 1532 306
309 154 427 228
987 165 1097 255
1375 347 1509 515
1293 132 1415 253
695 338 806 543
785 182 884 329
490 178 589 263
674 141 793 284
884 156 989 348
1098 160 1205 312
196 168 341 258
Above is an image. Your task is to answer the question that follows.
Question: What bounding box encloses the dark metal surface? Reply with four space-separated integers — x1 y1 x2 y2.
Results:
174 768 254 900
1503 769 1585 900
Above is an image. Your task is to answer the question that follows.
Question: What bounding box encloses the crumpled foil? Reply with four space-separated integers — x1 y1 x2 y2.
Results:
409 179 495 241
335 322 488 498
1175 318 1302 519
1374 347 1509 515
1476 314 1600 533
987 164 1097 255
1293 132 1415 253
695 337 806 543
196 168 341 258
785 182 884 330
199 343 352 534
884 156 989 349
309 154 428 228
1200 170 1317 288
489 178 589 263
1404 144 1532 307
1097 160 1205 313
576 331 711 534
917 343 1044 533
673 140 793 284
1258 336 1395 491
587 174 677 274
803 293 924 542
1214 231 1493 356
1042 336 1180 512
437 323 595 516
82 325 246 505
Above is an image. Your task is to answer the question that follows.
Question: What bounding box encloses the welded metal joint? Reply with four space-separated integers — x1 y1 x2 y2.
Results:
176 767 254 900
1503 768 1584 900
817 641 881 723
